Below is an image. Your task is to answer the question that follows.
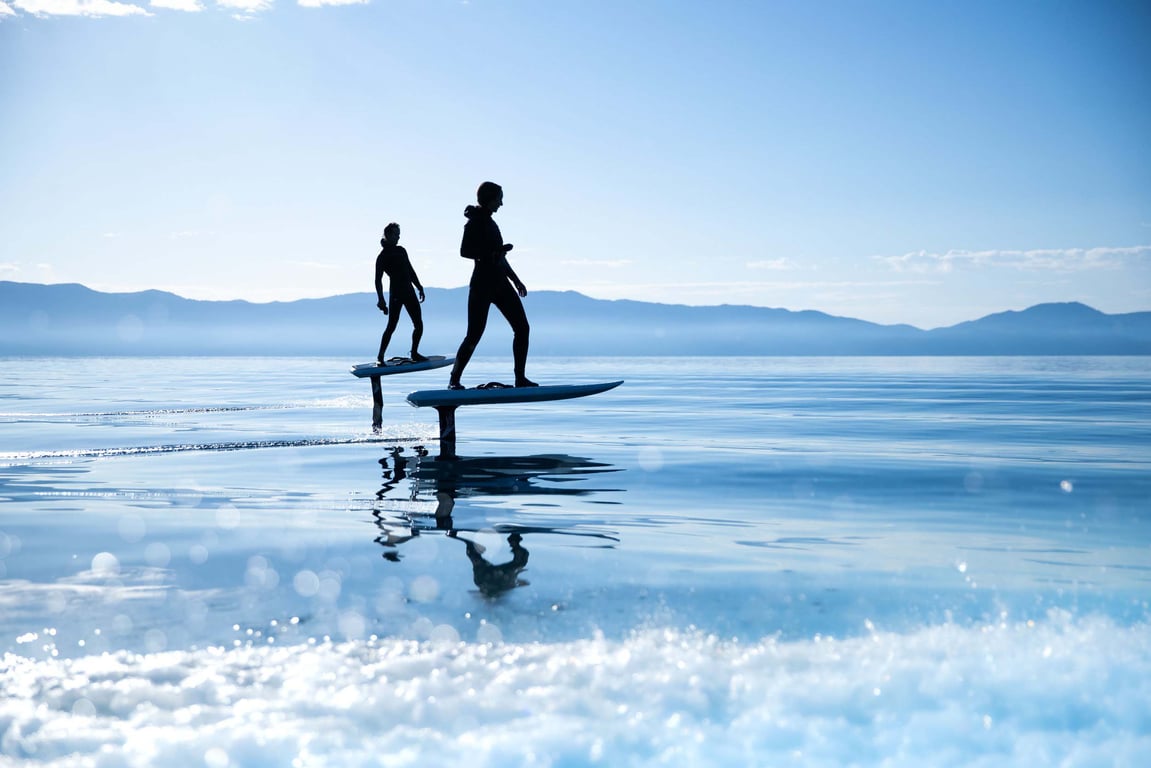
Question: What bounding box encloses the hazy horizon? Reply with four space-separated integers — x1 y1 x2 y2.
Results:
8 277 1151 333
5 279 1150 358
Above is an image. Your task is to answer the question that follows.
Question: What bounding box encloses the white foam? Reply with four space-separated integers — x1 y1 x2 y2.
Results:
2 613 1147 766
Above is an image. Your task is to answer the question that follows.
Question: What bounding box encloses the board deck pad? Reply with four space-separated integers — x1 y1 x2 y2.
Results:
406 380 623 408
351 355 454 378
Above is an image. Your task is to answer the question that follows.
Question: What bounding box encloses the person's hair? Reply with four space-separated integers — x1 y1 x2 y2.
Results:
383 222 400 239
476 182 503 206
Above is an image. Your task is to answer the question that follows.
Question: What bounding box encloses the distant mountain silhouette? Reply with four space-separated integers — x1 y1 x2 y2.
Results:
922 302 1151 354
2 281 1149 356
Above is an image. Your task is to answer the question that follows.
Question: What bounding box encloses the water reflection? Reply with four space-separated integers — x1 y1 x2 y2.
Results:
370 448 623 596
376 445 427 499
449 529 531 597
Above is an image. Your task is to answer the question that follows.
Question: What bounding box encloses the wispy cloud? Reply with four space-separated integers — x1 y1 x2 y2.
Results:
566 278 938 304
1 262 58 282
877 246 1151 274
9 0 149 16
216 0 271 19
298 0 367 7
746 257 796 271
1 0 352 17
150 0 202 11
560 258 632 269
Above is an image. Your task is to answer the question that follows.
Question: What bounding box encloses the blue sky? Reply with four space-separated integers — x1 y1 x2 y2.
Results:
1 0 1148 328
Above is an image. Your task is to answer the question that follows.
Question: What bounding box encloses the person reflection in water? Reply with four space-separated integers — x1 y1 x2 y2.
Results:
374 222 427 365
377 445 426 499
449 531 530 598
447 181 536 389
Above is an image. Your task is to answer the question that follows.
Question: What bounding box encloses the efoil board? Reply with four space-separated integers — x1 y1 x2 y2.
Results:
351 355 454 378
407 380 623 408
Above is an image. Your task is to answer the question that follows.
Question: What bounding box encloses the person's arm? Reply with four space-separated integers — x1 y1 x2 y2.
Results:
374 253 388 313
405 250 426 301
501 253 527 297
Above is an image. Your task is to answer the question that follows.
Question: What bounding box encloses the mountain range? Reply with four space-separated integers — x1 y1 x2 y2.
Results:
2 281 1149 356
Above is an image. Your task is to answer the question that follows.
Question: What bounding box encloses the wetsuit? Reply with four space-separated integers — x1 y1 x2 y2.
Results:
449 205 530 383
375 243 424 361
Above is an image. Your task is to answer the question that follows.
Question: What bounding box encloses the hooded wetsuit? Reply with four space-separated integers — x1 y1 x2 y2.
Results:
449 205 529 383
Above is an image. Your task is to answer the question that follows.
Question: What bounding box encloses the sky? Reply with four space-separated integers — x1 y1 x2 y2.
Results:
1 0 1149 329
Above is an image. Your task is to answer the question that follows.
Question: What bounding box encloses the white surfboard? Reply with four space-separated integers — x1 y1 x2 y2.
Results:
351 355 454 378
406 380 623 408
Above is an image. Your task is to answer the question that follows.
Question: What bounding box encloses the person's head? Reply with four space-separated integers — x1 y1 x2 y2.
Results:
382 222 400 246
476 181 503 213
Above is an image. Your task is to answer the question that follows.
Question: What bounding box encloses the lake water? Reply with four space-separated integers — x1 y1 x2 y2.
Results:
1 356 1149 766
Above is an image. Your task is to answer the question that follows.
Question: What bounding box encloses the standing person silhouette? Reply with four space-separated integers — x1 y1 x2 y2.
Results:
374 222 427 365
448 181 536 389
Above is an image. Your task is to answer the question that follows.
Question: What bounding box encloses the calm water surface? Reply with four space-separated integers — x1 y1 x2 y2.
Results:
1 356 1149 766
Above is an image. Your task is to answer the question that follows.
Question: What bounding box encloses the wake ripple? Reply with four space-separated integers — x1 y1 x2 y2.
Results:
0 435 417 461
0 401 367 419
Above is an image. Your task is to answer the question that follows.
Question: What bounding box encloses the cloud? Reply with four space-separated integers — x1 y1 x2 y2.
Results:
150 0 202 10
217 0 271 18
0 0 352 17
567 278 939 306
11 0 149 15
0 261 59 283
559 258 632 269
876 246 1151 274
746 258 796 271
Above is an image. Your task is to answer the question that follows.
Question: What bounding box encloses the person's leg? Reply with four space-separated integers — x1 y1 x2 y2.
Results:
404 294 426 360
493 287 533 386
377 300 403 363
449 288 491 387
